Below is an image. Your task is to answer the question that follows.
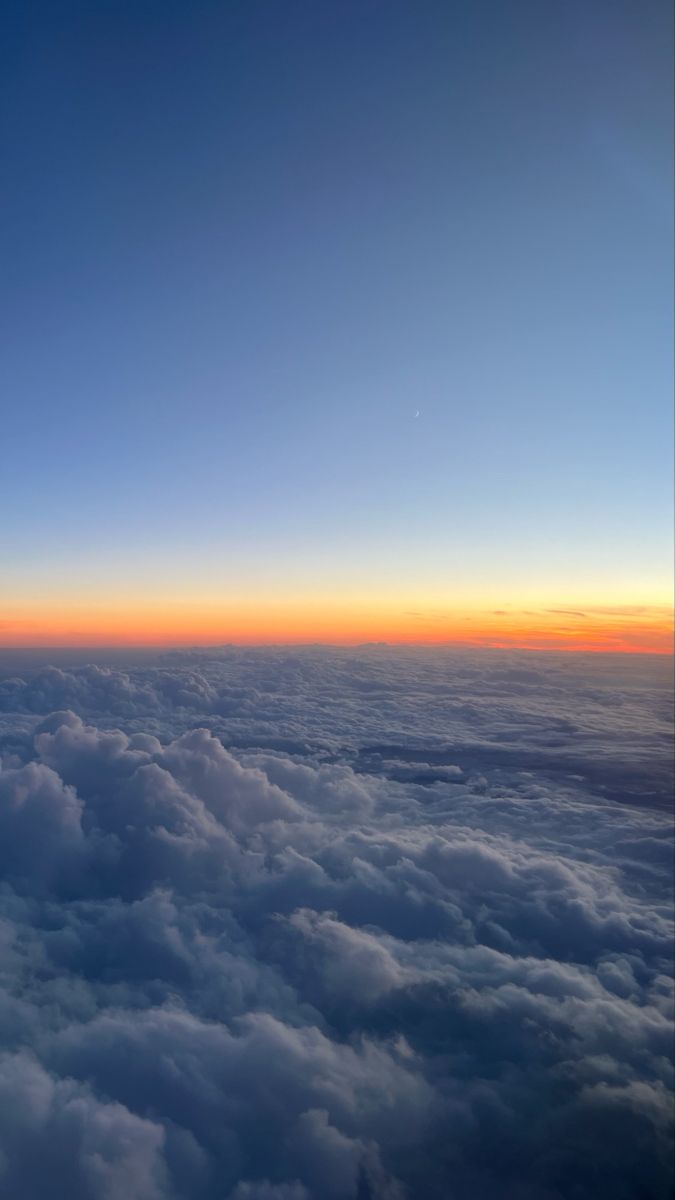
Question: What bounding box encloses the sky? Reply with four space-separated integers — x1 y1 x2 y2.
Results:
1 0 673 649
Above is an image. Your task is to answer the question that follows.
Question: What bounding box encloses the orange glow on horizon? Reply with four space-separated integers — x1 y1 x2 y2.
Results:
1 598 672 654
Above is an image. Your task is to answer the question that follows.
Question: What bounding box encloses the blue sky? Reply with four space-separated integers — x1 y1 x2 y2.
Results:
1 0 672 630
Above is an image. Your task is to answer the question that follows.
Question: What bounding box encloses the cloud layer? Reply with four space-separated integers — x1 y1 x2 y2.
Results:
0 648 672 1198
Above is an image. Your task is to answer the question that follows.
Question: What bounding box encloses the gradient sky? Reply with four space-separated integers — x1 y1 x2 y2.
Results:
1 0 673 648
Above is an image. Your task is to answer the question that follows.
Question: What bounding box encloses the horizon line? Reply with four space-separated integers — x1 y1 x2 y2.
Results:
0 640 672 657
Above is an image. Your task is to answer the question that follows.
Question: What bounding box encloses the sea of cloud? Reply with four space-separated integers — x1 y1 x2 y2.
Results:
0 646 672 1199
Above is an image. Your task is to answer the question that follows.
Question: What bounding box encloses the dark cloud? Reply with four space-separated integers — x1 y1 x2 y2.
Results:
545 609 588 618
0 649 672 1198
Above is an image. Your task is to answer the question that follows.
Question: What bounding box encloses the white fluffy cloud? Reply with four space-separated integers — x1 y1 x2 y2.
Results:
0 649 672 1198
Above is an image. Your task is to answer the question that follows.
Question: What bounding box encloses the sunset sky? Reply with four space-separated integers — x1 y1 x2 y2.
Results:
2 0 672 650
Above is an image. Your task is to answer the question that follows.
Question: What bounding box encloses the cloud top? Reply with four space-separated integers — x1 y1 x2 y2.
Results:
0 648 672 1198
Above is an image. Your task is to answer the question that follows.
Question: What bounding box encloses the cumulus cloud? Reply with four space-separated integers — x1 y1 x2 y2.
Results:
0 649 672 1198
0 1052 170 1200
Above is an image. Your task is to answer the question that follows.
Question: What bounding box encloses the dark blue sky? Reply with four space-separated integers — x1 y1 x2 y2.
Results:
1 0 672 621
